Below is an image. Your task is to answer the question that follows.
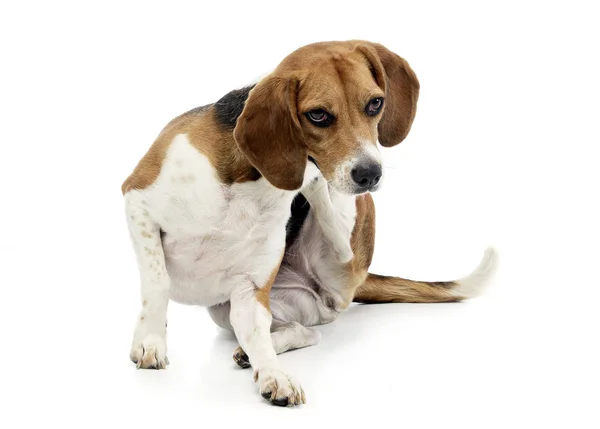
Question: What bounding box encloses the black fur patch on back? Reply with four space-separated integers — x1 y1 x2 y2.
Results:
213 84 256 129
285 193 310 249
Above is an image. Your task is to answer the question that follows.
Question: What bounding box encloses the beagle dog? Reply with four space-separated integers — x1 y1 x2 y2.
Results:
122 40 497 407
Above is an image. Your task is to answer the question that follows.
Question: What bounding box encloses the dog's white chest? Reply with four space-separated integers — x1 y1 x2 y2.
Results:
138 134 297 306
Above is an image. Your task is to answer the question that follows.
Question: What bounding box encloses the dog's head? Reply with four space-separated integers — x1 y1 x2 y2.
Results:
234 41 420 194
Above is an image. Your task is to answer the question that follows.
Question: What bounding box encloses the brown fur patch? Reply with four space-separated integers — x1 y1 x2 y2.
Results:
255 256 283 312
122 108 260 194
350 193 377 275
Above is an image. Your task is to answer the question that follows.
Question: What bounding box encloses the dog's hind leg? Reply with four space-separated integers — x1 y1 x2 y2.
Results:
271 321 321 354
207 304 321 369
207 301 233 330
232 321 321 369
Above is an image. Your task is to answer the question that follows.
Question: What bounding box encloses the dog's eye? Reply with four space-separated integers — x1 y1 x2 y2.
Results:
366 97 384 116
306 109 334 127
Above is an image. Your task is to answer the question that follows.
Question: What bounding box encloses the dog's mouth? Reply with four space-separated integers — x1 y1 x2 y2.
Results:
352 180 382 195
328 177 382 196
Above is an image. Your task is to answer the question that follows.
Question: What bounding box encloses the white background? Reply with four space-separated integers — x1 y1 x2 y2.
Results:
1 1 599 427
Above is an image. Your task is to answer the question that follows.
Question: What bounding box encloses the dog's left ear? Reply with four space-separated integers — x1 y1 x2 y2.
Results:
355 42 420 147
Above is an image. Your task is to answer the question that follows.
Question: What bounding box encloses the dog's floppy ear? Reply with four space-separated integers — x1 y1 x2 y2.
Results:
233 75 307 191
356 42 420 147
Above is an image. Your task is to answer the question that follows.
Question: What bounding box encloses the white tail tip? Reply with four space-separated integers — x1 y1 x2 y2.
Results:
454 247 499 299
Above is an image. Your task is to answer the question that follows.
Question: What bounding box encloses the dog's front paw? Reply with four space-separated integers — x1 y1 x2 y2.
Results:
130 333 168 369
254 368 305 406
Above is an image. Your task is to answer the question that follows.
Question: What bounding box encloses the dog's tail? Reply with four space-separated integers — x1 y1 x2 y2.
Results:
353 247 498 303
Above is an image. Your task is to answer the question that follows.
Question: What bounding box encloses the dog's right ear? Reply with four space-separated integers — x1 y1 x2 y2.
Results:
234 76 307 191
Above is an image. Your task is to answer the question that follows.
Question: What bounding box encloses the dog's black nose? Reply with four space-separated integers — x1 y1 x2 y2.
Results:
351 164 382 190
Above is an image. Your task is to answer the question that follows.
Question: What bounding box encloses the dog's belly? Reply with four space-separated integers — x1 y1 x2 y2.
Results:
160 183 293 306
163 225 286 306
163 234 236 307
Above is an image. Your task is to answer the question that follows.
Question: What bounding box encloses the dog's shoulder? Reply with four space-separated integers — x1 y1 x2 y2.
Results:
122 85 261 195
